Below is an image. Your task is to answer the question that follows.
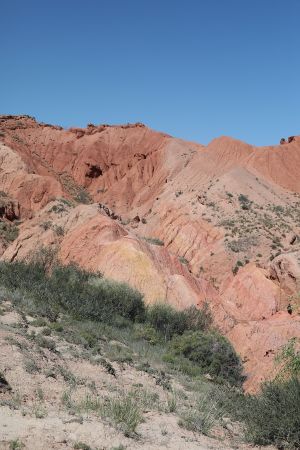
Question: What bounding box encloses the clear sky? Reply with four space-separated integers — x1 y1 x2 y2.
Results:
1 0 299 146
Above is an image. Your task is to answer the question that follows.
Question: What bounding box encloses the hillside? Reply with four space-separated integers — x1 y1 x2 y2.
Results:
0 114 300 394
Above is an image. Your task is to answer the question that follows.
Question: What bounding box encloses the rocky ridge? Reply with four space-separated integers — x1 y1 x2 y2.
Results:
1 114 300 391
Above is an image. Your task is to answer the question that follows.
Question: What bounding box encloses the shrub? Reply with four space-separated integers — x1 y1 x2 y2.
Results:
178 256 188 265
146 303 212 342
24 358 39 374
183 304 212 332
9 440 24 450
100 395 142 436
275 338 300 379
74 442 91 450
0 222 19 242
0 261 145 323
143 236 164 246
165 331 244 386
238 194 250 204
133 323 161 345
52 225 64 236
146 303 187 341
243 378 300 448
35 334 56 351
75 188 91 204
40 221 52 231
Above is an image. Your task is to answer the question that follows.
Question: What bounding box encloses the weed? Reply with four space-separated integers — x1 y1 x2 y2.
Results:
33 403 47 418
58 366 77 386
35 387 44 401
24 357 39 374
30 318 47 327
178 256 188 265
41 327 51 336
40 221 52 231
166 392 177 412
35 334 56 351
61 390 74 409
165 331 244 386
52 224 65 236
0 222 19 242
98 358 116 377
9 440 24 450
243 378 300 448
74 443 91 450
100 395 142 436
142 236 164 246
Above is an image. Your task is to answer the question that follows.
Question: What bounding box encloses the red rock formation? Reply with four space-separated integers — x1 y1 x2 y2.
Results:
1 114 300 391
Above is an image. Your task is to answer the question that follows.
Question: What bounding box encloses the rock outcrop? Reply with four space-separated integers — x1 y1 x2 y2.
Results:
1 114 300 391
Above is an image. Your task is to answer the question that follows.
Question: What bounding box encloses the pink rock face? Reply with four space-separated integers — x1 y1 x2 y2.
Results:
222 264 279 322
228 312 300 392
1 114 300 391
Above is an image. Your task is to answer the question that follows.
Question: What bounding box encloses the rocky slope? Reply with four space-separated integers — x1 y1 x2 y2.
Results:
0 300 276 450
1 114 300 392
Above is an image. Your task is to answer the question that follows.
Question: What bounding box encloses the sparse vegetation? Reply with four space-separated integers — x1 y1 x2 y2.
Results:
9 440 24 450
165 331 244 386
0 259 145 323
52 224 65 236
243 378 300 448
178 256 188 265
3 256 299 448
0 222 19 242
100 394 142 436
142 236 164 246
24 357 39 374
74 443 92 450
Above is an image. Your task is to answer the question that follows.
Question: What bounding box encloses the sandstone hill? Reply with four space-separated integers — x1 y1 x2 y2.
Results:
0 114 300 392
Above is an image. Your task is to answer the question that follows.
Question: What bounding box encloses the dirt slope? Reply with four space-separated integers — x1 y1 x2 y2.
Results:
1 114 300 391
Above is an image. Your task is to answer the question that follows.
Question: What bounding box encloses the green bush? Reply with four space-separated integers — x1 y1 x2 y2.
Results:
244 378 300 448
146 303 187 341
142 236 164 246
0 222 19 242
183 304 212 332
0 261 145 323
100 395 142 436
165 331 244 386
146 303 212 341
35 334 56 351
74 443 91 450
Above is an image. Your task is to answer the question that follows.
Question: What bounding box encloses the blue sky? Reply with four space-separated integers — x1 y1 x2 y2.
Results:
1 0 299 145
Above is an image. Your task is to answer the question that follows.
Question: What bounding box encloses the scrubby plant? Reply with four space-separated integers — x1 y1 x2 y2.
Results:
0 222 19 242
142 236 164 246
165 331 244 386
75 188 91 204
183 304 212 332
0 260 145 323
275 338 300 380
52 224 64 236
34 334 56 351
146 303 187 341
74 443 91 450
146 303 212 342
24 358 39 374
40 221 52 231
9 440 24 450
178 256 188 265
100 395 142 436
243 378 300 448
238 194 250 210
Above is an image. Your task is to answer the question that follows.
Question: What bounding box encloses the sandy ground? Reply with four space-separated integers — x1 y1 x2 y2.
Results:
0 303 275 450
